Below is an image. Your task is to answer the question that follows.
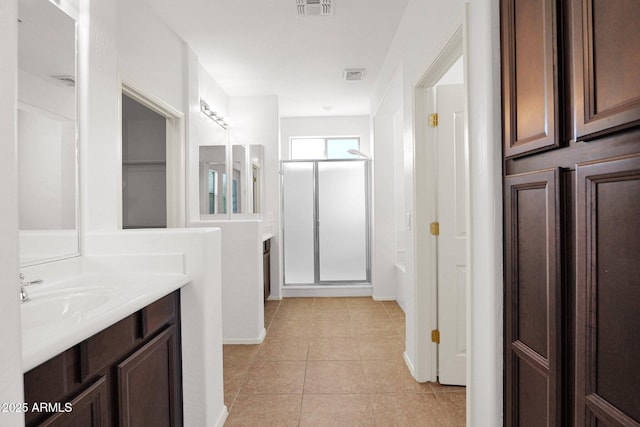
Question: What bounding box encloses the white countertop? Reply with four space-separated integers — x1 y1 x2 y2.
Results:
21 272 190 372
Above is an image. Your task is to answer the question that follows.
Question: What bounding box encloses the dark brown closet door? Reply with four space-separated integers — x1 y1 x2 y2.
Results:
501 0 561 157
575 154 640 426
572 0 640 141
505 169 562 426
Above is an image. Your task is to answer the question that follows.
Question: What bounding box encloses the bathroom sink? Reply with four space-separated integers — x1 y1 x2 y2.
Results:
21 288 111 331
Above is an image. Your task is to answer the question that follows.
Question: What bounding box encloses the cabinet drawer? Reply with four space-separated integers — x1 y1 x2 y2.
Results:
81 314 136 380
142 292 177 338
24 349 78 426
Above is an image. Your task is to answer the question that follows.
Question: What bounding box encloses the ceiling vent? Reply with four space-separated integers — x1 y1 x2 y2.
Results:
343 69 366 81
50 75 76 87
296 0 333 16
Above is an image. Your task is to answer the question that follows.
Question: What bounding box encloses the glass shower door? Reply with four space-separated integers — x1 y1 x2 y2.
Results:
282 160 369 285
317 161 368 282
282 162 316 284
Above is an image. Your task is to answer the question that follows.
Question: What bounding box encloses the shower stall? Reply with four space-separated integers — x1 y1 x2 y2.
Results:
282 159 370 285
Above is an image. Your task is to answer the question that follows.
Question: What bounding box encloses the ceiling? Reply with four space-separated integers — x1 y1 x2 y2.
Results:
144 0 411 117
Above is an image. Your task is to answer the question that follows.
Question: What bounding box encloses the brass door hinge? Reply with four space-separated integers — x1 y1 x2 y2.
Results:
430 222 440 236
431 329 440 344
429 113 438 128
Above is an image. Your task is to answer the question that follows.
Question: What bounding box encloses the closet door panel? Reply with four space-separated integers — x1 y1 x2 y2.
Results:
576 154 640 426
572 0 640 140
517 359 549 427
502 0 561 157
504 169 562 426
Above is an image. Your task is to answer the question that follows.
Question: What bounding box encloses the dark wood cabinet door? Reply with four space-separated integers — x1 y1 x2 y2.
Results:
504 169 562 426
571 0 640 140
263 240 271 302
117 325 181 427
575 154 640 426
502 0 561 157
39 376 110 427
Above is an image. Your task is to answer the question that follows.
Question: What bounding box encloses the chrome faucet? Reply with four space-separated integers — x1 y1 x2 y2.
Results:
19 273 43 303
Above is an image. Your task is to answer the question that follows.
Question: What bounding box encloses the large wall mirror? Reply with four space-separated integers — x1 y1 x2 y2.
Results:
199 144 264 219
18 0 79 265
199 146 228 216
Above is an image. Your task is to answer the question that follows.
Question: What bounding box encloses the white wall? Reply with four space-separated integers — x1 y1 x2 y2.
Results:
466 0 504 424
117 0 186 113
229 96 280 296
370 0 503 425
79 0 118 233
190 221 265 343
372 115 396 297
82 0 189 233
187 62 229 224
0 1 26 425
372 68 406 304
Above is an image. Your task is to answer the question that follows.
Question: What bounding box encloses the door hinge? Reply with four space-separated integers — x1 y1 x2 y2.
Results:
431 329 440 344
430 222 440 236
429 113 438 128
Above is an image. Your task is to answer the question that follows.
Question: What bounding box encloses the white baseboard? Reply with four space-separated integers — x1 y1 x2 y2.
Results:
404 351 417 379
372 295 397 301
214 407 229 427
282 284 372 298
223 328 266 345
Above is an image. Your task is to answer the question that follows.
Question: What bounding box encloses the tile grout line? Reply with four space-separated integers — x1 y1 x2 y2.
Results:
225 297 464 425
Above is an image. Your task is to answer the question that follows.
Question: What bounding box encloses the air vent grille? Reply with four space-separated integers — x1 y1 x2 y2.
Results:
296 0 333 16
343 69 366 81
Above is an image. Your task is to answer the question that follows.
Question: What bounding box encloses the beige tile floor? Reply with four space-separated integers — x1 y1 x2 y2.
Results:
223 297 465 426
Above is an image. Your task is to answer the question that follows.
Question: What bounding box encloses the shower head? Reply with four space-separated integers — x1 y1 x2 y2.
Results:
347 149 369 159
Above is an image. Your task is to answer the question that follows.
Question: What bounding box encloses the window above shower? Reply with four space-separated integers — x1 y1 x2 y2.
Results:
290 137 361 160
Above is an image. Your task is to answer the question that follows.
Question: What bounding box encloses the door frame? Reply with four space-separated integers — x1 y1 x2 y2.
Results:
118 79 186 228
413 27 466 383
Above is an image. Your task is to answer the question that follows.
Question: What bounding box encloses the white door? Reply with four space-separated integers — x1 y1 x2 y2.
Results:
435 83 467 386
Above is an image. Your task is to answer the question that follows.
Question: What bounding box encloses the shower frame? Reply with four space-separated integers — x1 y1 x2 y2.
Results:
280 158 371 286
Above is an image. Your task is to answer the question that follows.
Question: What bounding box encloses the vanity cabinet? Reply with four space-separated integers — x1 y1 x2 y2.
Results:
117 326 179 427
24 291 182 427
38 376 110 427
263 238 271 302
